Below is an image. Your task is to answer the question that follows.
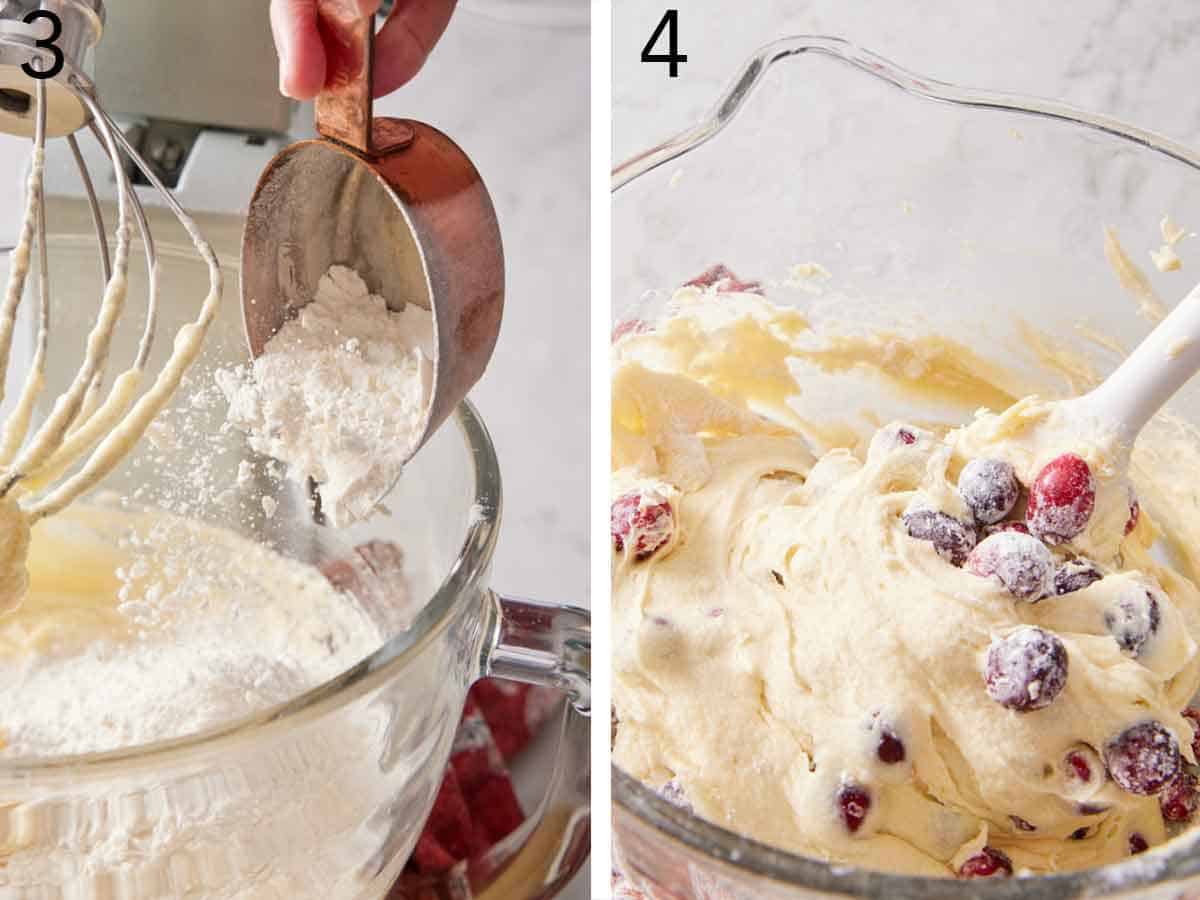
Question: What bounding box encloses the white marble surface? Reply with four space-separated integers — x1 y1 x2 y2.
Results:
0 4 589 897
614 0 1200 165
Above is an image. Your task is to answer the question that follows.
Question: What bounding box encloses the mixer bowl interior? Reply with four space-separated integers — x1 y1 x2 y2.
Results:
612 37 1200 899
0 203 503 896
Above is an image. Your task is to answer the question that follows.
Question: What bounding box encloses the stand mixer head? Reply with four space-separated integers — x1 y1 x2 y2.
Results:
241 0 504 516
0 0 223 523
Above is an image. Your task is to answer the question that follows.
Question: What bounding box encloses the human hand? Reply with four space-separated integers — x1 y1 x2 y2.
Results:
270 0 457 101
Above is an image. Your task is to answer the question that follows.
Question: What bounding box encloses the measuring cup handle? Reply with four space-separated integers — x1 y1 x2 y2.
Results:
420 592 590 900
314 0 375 153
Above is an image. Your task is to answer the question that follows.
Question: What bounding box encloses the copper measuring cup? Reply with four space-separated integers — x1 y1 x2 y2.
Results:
241 0 504 506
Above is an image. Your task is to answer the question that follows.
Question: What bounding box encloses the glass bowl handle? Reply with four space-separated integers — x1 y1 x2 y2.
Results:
438 592 591 899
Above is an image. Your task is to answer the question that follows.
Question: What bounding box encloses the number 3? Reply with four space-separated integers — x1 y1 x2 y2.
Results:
22 10 65 80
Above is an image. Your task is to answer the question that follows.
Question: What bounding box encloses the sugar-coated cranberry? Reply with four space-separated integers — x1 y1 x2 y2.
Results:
1010 815 1036 832
958 847 1013 878
984 521 1031 538
611 490 675 560
966 532 1054 601
985 626 1068 711
1182 707 1200 758
1054 559 1103 595
1129 833 1149 855
1104 585 1162 657
902 509 977 566
958 458 1021 525
1159 772 1199 823
1103 721 1181 796
836 782 872 833
1027 453 1096 544
683 264 762 295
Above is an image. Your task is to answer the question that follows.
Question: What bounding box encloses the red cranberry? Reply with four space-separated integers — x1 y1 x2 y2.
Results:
1054 559 1103 595
902 508 977 566
1159 771 1199 822
836 782 872 833
1063 744 1103 795
683 264 762 295
1027 453 1096 544
985 626 1068 711
1182 707 1200 758
897 428 917 445
877 729 906 765
966 532 1054 601
958 458 1021 525
984 521 1031 537
1129 832 1149 854
612 318 651 342
1103 721 1181 795
958 847 1013 878
1126 495 1140 536
1010 815 1036 832
1104 585 1162 657
611 490 674 560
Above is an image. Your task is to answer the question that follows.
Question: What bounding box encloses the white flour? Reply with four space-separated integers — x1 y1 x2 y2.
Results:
0 510 386 757
216 266 433 527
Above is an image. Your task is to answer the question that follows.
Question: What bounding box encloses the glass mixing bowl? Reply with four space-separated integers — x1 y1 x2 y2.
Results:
0 209 589 898
612 36 1200 900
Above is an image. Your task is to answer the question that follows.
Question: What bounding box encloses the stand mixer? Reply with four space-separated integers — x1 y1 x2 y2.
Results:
0 0 222 527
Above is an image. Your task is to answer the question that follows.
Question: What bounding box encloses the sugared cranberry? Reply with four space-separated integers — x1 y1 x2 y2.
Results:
966 532 1054 601
984 521 1031 538
1063 744 1103 795
1104 585 1162 657
1129 833 1149 855
1103 721 1181 796
958 847 1013 878
611 490 674 560
1054 559 1103 595
1182 707 1200 758
985 626 1068 711
902 508 977 566
836 782 872 833
612 318 651 342
1159 771 1199 822
1027 453 1096 544
1010 815 1036 832
1126 494 1141 536
683 264 762 295
877 729 906 765
958 458 1021 525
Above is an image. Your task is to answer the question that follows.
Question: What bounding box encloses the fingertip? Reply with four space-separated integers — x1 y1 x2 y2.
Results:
271 0 328 100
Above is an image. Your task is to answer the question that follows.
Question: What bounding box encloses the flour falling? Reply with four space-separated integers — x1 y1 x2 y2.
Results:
217 266 434 526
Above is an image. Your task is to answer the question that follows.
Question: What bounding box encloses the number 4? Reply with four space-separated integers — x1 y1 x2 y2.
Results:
642 10 687 78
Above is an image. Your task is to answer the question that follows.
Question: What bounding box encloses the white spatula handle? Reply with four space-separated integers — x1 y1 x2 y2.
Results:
1080 281 1200 442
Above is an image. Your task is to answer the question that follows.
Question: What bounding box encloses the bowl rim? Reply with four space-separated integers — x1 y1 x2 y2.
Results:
0 371 501 778
611 34 1200 895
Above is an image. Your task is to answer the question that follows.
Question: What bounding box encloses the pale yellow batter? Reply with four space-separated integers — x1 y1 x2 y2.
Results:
612 289 1200 876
